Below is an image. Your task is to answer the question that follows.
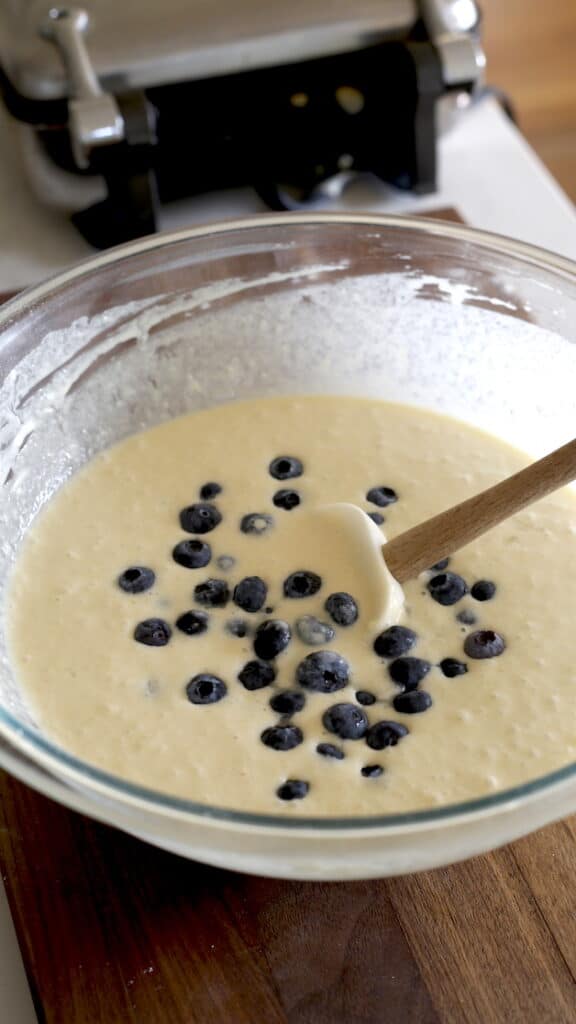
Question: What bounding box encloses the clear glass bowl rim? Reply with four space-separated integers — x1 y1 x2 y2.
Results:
1 211 575 833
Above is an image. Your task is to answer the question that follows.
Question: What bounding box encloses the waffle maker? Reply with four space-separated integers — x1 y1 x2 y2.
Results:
0 1 485 248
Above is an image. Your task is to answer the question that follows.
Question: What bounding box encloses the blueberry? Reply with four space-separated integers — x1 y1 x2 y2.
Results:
322 703 368 740
296 651 350 693
273 489 301 511
456 608 477 626
471 580 497 602
176 610 209 635
172 539 211 569
373 625 417 659
295 616 335 646
199 481 222 500
134 618 171 646
356 690 376 706
427 572 468 606
393 690 432 714
225 618 250 638
283 570 322 599
254 620 291 660
193 578 230 607
276 779 309 800
316 743 344 760
186 673 227 704
233 576 268 613
464 630 506 659
238 660 276 691
216 554 236 571
430 557 450 572
240 512 274 536
366 720 409 750
366 486 398 508
439 657 468 678
388 657 431 690
261 725 303 751
270 690 306 714
361 764 383 778
367 512 385 526
118 566 155 594
324 592 358 627
179 503 222 534
269 456 303 480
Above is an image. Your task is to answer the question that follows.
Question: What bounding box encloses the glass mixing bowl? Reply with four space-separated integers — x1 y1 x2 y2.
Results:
0 213 575 880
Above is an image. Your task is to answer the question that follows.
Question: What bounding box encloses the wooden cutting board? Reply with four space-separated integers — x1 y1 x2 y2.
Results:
1 211 576 1023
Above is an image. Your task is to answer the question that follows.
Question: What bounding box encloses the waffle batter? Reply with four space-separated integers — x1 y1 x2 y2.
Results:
6 396 576 814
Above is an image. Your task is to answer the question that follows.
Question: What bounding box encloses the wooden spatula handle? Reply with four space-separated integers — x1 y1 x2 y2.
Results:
385 438 576 584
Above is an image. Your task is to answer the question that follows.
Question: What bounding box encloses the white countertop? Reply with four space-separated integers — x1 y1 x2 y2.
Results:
0 94 575 1022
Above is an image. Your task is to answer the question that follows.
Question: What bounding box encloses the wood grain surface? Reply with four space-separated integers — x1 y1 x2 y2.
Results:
2 774 576 1023
1 206 576 1024
482 0 576 202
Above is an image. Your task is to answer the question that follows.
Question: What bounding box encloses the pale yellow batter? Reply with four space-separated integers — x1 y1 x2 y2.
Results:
6 396 576 814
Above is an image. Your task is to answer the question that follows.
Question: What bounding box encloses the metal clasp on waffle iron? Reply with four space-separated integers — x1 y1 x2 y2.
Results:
422 0 485 87
40 6 125 168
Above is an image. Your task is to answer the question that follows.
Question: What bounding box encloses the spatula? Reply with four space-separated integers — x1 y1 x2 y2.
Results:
384 438 576 583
